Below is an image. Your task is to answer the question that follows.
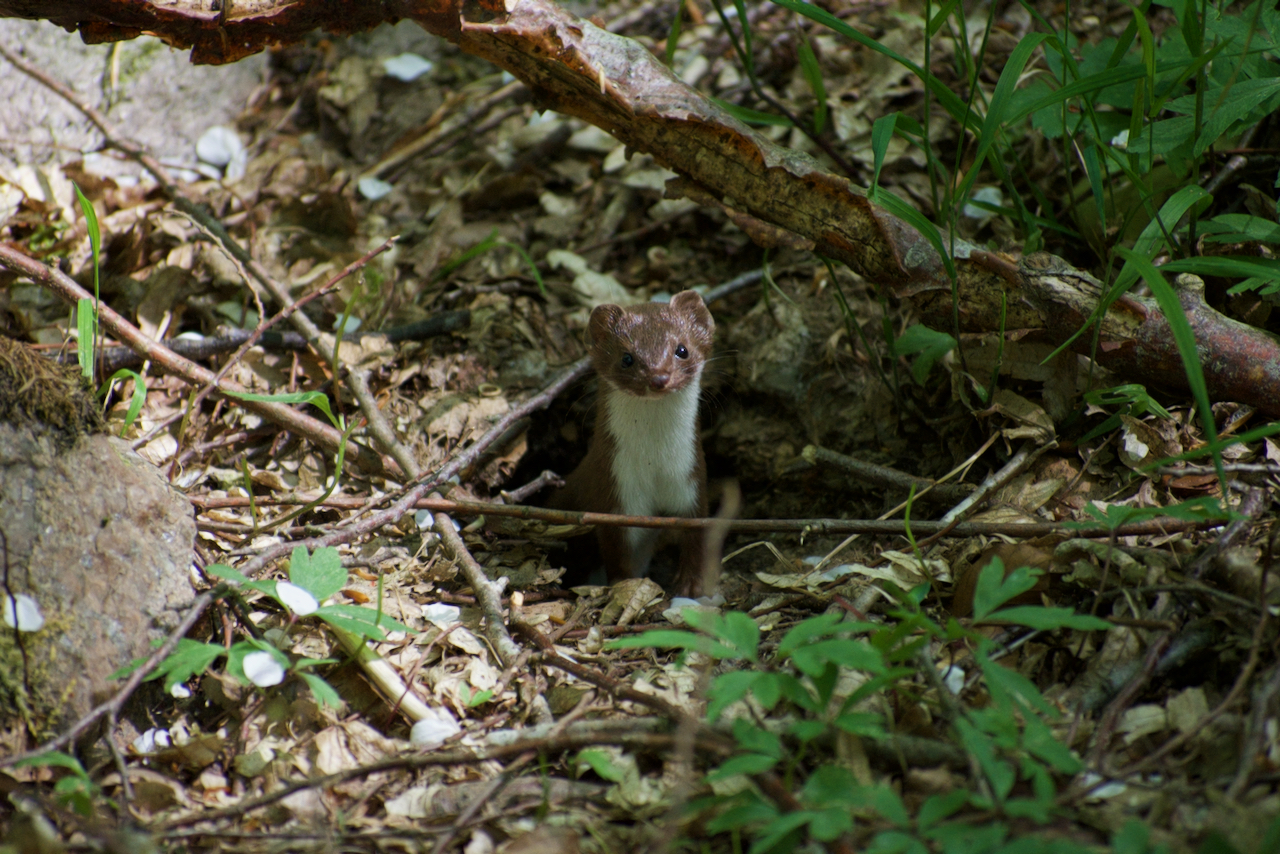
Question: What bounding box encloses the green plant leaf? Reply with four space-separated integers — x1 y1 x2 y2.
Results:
867 829 927 854
748 810 811 853
314 604 409 639
706 792 779 834
707 752 782 780
1112 185 1211 294
805 806 855 841
608 628 741 659
13 750 88 776
577 748 628 782
953 33 1050 210
788 638 885 678
205 564 250 585
707 669 764 720
103 369 147 436
712 96 793 127
73 183 100 380
770 0 973 127
733 718 783 757
717 610 762 662
866 186 958 283
1023 714 1082 774
797 33 827 134
289 546 347 600
299 672 343 708
76 298 95 380
1197 213 1280 244
142 638 226 691
893 324 957 384
870 113 899 192
982 606 1111 631
1165 77 1280 155
917 789 971 829
980 654 1055 717
971 558 1041 621
663 3 683 67
956 717 1016 802
833 711 887 738
788 719 828 742
225 389 337 428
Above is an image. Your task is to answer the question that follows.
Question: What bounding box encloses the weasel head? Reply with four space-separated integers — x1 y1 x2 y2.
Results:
587 291 714 398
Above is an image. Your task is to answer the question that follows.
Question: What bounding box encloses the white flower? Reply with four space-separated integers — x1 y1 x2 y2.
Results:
132 728 172 753
2 594 44 632
170 683 192 699
276 582 319 616
243 651 286 687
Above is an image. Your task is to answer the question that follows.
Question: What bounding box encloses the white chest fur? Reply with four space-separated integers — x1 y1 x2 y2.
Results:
603 376 702 521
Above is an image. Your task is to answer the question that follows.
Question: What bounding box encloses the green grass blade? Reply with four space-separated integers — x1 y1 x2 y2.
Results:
664 2 683 67
797 33 827 134
712 97 793 127
1112 185 1211 293
866 186 957 283
76 299 95 380
1113 247 1222 481
104 369 148 436
954 32 1049 208
770 0 975 129
870 113 899 192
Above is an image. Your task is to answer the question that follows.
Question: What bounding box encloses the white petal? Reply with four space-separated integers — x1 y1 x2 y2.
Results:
358 177 394 200
422 603 461 628
410 711 461 748
941 665 966 695
382 53 434 82
244 651 286 687
170 683 192 699
132 728 161 753
2 594 44 632
195 126 244 168
276 582 319 616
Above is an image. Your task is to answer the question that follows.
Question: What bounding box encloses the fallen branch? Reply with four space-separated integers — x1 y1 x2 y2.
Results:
190 492 1226 539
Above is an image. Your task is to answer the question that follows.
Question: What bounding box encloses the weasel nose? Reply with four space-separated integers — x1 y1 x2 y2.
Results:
649 373 670 390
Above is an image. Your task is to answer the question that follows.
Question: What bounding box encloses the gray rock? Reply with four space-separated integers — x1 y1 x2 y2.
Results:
0 423 195 732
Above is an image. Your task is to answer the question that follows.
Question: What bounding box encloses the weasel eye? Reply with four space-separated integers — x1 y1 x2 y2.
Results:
675 345 689 359
620 353 634 368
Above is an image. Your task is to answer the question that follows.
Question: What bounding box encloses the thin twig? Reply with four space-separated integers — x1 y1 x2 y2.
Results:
191 491 1228 538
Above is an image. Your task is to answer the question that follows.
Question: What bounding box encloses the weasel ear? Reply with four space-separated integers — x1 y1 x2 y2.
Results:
587 304 624 346
670 290 714 336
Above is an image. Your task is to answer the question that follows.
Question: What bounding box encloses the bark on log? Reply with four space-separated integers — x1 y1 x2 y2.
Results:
2 0 1278 415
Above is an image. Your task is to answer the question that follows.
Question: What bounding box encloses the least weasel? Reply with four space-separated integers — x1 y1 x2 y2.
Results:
551 291 715 597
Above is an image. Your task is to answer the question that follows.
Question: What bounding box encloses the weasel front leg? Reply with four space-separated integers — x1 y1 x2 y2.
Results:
671 526 708 597
598 526 635 584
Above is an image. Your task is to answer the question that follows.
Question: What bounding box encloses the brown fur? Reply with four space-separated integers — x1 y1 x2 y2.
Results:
551 291 714 596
